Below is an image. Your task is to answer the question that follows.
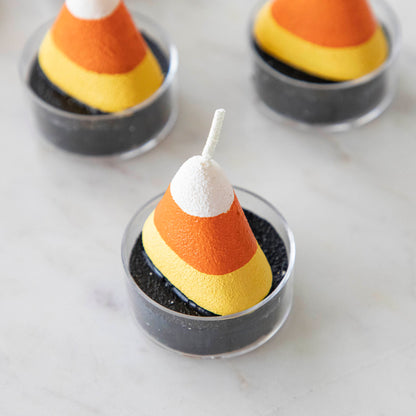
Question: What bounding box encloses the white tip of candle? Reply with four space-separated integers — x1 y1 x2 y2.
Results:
66 0 120 20
170 109 232 217
201 109 226 162
170 156 234 217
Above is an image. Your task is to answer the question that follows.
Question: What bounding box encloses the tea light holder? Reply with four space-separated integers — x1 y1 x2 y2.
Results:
19 12 178 157
250 0 401 131
122 187 296 358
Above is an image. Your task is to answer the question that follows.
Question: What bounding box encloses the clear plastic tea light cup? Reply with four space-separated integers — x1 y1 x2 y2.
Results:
121 187 296 358
250 0 401 132
19 12 178 158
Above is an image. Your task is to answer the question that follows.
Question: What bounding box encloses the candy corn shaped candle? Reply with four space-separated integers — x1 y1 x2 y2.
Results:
254 0 388 81
36 0 164 113
23 0 177 155
141 110 273 316
250 0 400 127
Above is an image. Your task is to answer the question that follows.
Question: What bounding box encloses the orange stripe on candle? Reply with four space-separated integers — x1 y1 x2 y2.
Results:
271 0 377 47
51 1 147 74
153 186 258 275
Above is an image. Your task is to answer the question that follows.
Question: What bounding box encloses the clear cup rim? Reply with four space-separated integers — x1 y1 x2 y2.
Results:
121 186 296 322
249 0 402 91
18 11 178 121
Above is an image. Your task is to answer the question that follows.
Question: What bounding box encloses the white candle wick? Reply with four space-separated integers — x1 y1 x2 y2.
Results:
201 109 226 161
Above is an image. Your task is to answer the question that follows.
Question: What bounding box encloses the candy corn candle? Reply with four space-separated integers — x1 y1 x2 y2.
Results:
123 109 295 356
254 0 388 81
22 0 177 156
37 0 163 113
250 0 400 128
142 110 272 316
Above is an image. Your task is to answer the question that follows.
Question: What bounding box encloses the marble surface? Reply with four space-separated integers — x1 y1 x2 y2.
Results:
1 0 416 414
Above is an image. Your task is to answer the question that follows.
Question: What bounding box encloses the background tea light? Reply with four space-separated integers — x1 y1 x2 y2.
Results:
250 0 401 130
20 1 178 157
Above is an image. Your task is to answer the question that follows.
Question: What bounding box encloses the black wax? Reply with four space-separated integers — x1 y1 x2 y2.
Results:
28 33 174 156
252 33 389 125
129 209 289 317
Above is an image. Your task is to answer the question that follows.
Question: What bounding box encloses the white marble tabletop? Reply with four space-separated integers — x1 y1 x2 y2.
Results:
1 0 416 414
